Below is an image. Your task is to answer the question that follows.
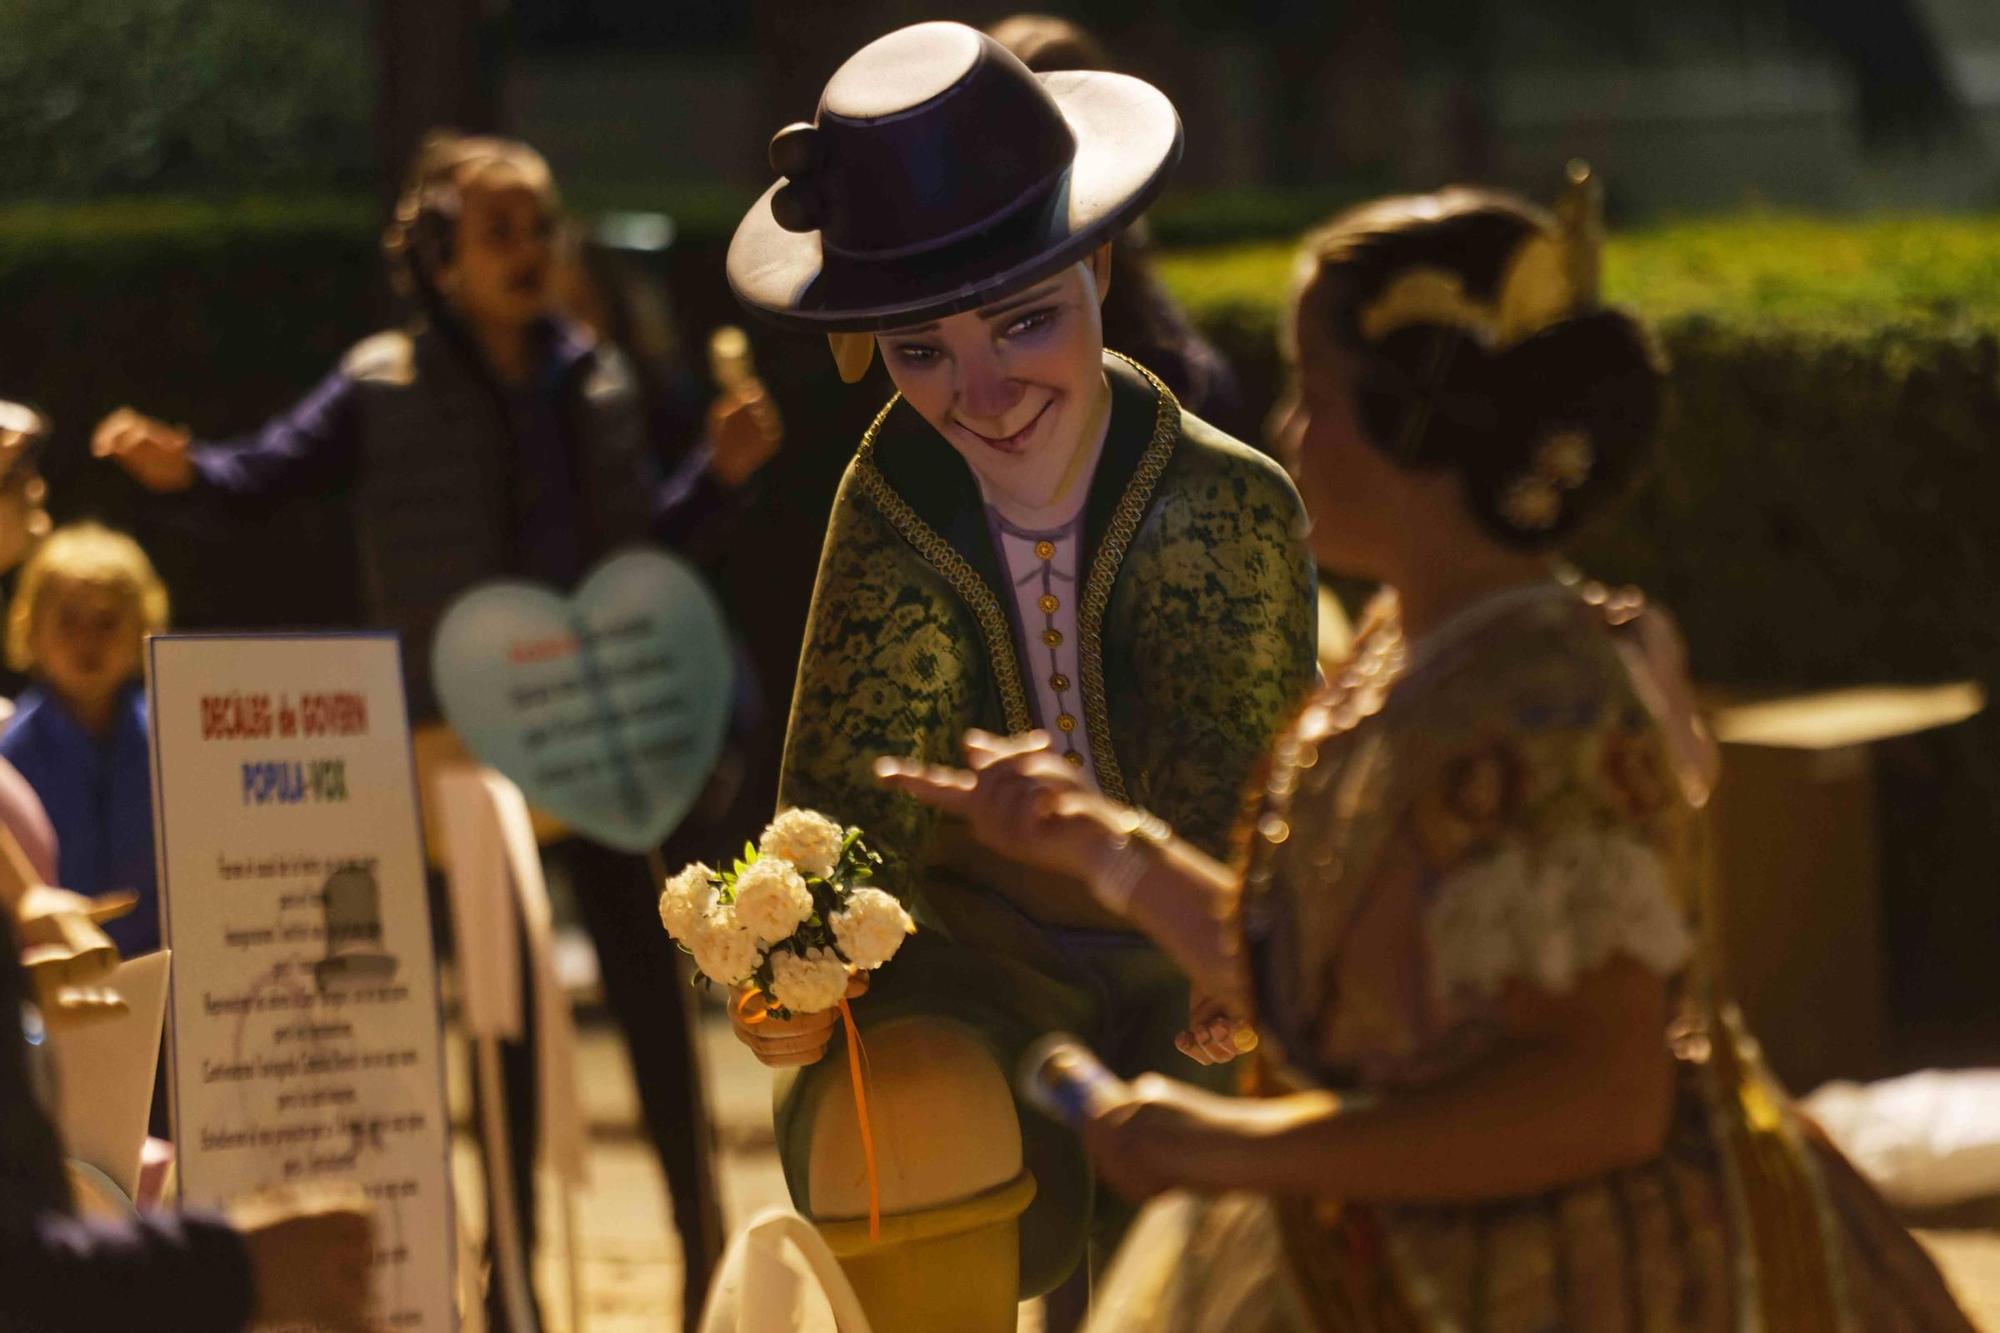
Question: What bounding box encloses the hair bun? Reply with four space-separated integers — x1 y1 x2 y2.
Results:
1457 309 1665 547
1351 325 1505 468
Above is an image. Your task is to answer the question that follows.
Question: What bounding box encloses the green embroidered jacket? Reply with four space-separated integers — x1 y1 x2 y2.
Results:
778 353 1318 933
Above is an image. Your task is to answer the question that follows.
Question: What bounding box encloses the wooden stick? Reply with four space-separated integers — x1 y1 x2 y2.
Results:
476 1034 538 1333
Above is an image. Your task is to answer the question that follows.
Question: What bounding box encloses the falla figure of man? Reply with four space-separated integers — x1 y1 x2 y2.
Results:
724 21 1317 1330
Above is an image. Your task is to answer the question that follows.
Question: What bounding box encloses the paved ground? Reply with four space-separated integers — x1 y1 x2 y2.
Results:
452 1004 2000 1332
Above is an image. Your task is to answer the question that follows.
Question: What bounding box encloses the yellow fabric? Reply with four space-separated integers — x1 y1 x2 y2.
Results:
817 1173 1037 1333
815 1170 1037 1254
1708 1007 1854 1333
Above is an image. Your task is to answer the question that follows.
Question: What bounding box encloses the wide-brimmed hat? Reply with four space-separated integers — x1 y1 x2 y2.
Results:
727 21 1182 339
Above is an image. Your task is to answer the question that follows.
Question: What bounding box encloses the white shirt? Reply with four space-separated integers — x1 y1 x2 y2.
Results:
988 512 1098 786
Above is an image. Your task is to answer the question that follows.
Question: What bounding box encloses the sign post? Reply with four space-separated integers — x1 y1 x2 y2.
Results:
148 633 453 1330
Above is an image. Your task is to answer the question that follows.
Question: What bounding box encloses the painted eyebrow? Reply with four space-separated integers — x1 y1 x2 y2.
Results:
976 283 1064 322
879 282 1066 339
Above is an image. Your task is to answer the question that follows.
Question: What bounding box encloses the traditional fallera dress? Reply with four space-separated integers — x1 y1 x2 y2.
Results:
1084 584 1975 1332
774 351 1318 1293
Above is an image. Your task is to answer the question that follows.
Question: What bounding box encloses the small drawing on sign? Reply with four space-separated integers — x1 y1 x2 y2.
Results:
312 866 399 993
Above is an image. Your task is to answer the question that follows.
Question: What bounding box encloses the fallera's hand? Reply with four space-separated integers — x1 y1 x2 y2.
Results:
1177 991 1258 1067
1080 1073 1238 1204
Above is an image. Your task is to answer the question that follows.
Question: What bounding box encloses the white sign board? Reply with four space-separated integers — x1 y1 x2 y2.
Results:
149 633 452 1330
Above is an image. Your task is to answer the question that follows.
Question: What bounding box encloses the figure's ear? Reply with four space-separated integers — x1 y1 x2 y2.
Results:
829 332 875 383
1088 242 1114 305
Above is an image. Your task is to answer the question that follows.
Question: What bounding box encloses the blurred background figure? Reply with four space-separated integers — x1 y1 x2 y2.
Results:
551 219 776 880
91 129 768 1330
0 403 53 600
2 522 168 961
1 521 171 1135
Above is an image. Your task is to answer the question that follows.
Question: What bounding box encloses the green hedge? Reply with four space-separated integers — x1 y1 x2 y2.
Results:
0 0 372 199
1154 216 2000 692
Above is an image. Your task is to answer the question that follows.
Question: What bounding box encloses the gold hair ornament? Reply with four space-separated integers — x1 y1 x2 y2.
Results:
1358 160 1604 351
1498 428 1595 533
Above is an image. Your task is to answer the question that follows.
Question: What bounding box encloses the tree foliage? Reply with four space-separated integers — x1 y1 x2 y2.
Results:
0 0 372 200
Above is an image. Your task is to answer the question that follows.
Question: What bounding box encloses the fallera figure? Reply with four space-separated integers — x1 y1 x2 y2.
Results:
883 176 1977 1333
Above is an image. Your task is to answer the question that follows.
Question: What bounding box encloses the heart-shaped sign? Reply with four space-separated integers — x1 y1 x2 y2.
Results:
431 547 733 853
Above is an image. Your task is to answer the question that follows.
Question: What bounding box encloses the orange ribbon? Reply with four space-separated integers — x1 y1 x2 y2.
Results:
737 986 882 1241
838 995 882 1241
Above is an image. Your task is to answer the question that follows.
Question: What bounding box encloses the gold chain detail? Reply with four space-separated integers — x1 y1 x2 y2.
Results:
1077 352 1181 805
852 394 1034 736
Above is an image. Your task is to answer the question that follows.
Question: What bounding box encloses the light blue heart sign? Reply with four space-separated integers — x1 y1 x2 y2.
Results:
431 547 733 852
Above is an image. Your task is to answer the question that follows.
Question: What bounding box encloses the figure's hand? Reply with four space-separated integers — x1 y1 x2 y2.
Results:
16 884 136 931
1080 1073 1240 1204
1176 992 1258 1067
16 887 135 1028
15 886 132 981
706 380 782 488
231 1185 378 1332
875 730 1117 883
728 971 868 1068
91 407 195 492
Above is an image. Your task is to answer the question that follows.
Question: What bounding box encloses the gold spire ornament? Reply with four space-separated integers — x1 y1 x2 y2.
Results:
1554 158 1604 309
1358 160 1606 352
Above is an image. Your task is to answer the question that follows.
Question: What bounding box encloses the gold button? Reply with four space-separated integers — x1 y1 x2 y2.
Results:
1042 628 1063 647
1259 814 1291 845
1039 594 1060 614
1034 540 1055 560
1056 713 1076 732
1049 673 1070 692
1063 751 1085 767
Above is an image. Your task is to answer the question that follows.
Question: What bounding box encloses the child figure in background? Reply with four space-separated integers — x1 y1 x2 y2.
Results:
1 522 166 959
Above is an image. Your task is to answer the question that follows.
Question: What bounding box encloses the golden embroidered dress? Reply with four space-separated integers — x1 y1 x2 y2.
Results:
775 352 1318 1294
1084 585 1974 1333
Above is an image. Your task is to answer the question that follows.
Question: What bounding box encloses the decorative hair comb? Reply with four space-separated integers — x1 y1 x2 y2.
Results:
1359 160 1604 351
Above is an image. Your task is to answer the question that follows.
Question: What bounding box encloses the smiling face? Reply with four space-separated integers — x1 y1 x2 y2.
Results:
876 249 1114 521
439 161 558 333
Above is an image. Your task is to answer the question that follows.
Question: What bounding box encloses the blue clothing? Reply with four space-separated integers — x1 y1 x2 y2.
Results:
187 317 725 589
0 685 159 956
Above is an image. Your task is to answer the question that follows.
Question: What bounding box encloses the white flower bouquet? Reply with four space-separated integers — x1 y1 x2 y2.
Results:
658 808 913 1018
